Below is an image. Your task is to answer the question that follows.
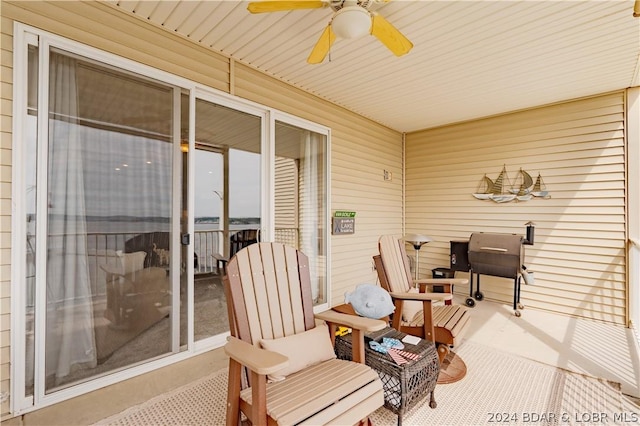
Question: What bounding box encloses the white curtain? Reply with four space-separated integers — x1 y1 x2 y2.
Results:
46 52 97 384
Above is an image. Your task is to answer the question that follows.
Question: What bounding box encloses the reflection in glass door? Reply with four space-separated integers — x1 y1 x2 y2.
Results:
24 47 180 395
274 120 327 305
192 146 227 340
191 99 262 342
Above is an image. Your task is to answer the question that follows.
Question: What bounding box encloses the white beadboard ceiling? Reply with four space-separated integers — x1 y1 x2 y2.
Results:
108 0 640 133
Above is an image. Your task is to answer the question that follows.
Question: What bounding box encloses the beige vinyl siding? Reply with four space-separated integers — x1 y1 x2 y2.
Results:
405 92 627 325
274 156 298 247
0 12 13 417
0 1 231 94
233 64 403 305
1 1 402 418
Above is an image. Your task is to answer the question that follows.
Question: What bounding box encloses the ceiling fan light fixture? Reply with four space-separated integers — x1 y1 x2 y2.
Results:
331 6 371 39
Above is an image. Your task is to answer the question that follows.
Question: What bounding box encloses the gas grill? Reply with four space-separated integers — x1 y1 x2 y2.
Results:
467 232 526 316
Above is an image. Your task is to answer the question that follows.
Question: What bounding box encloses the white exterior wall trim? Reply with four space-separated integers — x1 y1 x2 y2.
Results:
10 21 32 415
627 87 640 332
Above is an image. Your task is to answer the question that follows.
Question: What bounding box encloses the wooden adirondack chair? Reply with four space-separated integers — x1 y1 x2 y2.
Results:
375 235 472 384
223 242 387 426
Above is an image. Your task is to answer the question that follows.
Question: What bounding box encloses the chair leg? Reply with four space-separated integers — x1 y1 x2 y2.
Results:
352 328 366 364
437 343 450 364
227 359 242 426
250 370 267 425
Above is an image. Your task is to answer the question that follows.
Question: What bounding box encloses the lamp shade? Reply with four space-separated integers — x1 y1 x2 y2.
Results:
331 6 371 39
404 234 433 249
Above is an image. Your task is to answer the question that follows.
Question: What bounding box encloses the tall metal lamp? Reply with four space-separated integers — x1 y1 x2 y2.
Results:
404 234 433 280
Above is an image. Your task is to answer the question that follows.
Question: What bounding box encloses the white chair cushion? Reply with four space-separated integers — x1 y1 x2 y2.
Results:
260 322 336 381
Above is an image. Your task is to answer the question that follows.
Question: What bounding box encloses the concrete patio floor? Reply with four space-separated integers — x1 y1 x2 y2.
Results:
460 296 640 399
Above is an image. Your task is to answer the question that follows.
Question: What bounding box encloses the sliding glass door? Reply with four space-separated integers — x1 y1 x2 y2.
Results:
23 47 182 397
13 25 329 412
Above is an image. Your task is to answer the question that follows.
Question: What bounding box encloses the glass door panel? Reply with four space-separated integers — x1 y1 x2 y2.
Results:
193 146 226 340
192 99 261 341
24 44 39 397
274 121 327 305
41 49 177 392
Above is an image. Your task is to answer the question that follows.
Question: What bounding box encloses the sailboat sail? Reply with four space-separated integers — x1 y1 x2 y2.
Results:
512 168 534 200
473 175 494 200
489 166 516 203
531 173 550 198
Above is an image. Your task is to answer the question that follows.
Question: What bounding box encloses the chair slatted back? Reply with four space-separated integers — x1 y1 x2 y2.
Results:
224 242 316 346
378 235 414 293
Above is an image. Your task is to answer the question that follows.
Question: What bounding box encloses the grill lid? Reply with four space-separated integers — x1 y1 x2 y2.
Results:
468 232 524 279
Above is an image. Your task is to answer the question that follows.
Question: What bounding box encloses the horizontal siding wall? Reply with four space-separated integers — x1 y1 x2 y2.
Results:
274 157 298 230
234 65 403 306
405 92 627 325
0 11 14 418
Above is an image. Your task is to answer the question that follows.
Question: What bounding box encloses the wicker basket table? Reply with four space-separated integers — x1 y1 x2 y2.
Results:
334 327 439 426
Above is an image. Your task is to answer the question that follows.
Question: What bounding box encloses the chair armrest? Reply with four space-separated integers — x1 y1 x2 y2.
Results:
316 310 386 364
416 278 468 295
314 310 387 332
224 336 289 375
416 278 469 286
389 291 453 302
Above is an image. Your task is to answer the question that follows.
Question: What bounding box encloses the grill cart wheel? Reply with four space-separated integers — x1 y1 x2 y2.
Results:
465 298 476 307
474 291 484 301
515 310 522 317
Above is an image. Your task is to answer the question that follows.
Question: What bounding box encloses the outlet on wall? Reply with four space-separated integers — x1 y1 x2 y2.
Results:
383 170 392 181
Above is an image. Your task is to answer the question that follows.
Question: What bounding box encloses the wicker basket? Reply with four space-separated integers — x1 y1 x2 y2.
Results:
334 327 439 421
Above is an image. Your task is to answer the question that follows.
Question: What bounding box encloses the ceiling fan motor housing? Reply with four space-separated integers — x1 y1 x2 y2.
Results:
331 6 372 39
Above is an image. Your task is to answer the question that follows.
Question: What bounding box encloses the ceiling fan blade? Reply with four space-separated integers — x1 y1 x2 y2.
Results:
307 25 336 64
371 14 413 57
247 1 326 14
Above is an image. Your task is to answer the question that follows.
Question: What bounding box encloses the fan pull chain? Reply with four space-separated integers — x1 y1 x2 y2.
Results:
328 24 333 63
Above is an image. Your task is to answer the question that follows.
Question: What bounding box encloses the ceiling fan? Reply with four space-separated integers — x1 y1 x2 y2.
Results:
247 0 413 64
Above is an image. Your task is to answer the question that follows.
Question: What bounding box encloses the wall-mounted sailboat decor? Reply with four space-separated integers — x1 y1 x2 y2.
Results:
473 166 550 203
